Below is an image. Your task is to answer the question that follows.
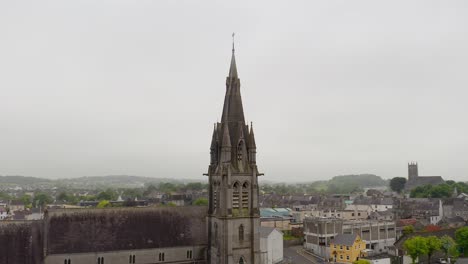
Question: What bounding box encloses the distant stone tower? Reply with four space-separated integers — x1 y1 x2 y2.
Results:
408 162 419 180
206 44 262 264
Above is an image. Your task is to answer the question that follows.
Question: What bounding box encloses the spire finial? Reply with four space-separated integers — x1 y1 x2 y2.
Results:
232 32 235 53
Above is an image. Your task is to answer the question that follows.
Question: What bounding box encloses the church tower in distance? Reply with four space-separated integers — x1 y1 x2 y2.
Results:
206 43 262 264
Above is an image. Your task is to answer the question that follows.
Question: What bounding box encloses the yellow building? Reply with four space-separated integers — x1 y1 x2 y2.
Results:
330 234 366 263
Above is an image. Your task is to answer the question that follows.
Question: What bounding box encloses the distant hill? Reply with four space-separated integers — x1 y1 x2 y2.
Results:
0 175 206 190
326 174 388 193
0 175 51 185
329 174 387 187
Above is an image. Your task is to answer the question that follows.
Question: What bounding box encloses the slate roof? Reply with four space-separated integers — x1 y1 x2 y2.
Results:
46 206 208 254
331 233 359 246
405 176 444 190
259 226 281 238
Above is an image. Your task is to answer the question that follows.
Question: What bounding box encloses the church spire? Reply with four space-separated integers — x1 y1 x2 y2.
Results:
229 33 238 78
221 34 245 123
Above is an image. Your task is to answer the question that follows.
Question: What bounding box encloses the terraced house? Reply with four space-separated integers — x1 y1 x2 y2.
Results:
330 234 366 263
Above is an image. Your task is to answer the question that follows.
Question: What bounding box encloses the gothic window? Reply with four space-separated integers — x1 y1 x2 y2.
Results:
239 256 245 264
239 224 244 242
158 252 165 261
213 181 219 210
237 141 243 161
129 255 136 263
214 222 218 244
233 182 240 209
242 182 249 209
186 250 192 259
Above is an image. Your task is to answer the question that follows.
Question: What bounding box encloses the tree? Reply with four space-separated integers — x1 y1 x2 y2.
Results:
21 194 32 207
426 236 442 264
404 236 429 264
33 193 53 208
121 188 143 200
403 225 415 235
390 177 407 193
193 197 208 206
97 200 111 208
0 192 11 200
456 227 468 256
440 235 459 262
97 189 117 201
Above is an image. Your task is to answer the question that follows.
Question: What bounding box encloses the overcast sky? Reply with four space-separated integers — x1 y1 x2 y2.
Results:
1 1 467 182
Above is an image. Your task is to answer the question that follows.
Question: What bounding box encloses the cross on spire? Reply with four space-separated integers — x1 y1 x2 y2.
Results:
232 32 235 53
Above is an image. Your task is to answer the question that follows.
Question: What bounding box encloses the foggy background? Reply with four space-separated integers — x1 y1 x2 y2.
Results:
1 1 467 182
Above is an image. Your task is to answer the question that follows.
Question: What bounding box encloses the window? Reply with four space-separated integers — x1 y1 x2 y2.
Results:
214 223 218 243
159 252 165 262
340 245 343 250
352 213 355 216
239 257 245 264
334 245 337 249
358 213 361 216
242 182 249 209
129 255 135 264
68 260 71 264
347 256 350 260
239 224 244 242
187 250 193 259
237 141 243 161
213 181 219 210
340 255 343 260
346 246 350 250
233 182 240 209
98 257 104 264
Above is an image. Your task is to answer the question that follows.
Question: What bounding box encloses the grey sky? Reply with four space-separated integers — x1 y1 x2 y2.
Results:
1 1 467 182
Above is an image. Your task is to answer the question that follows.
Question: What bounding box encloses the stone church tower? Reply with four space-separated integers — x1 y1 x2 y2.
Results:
206 45 262 264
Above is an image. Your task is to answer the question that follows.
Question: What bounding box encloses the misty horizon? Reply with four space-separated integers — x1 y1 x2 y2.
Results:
1 1 467 182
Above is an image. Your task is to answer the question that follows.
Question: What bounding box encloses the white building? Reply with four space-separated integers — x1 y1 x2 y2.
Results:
260 227 283 264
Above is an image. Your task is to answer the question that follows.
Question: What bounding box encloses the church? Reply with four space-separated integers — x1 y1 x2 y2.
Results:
404 162 444 191
0 46 264 264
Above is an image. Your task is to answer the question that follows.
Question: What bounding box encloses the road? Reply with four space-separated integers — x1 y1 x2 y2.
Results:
283 246 325 264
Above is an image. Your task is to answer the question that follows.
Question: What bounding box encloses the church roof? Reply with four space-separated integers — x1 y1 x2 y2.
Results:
405 176 444 190
46 206 208 254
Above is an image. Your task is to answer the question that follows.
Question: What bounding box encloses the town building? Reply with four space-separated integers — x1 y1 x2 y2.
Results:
394 198 443 225
259 227 283 264
303 217 396 259
330 234 366 263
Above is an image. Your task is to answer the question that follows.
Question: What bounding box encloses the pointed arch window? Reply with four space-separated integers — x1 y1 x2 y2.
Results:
242 182 249 210
239 256 245 264
237 141 244 161
214 222 218 244
213 181 219 210
239 224 244 242
233 182 240 210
